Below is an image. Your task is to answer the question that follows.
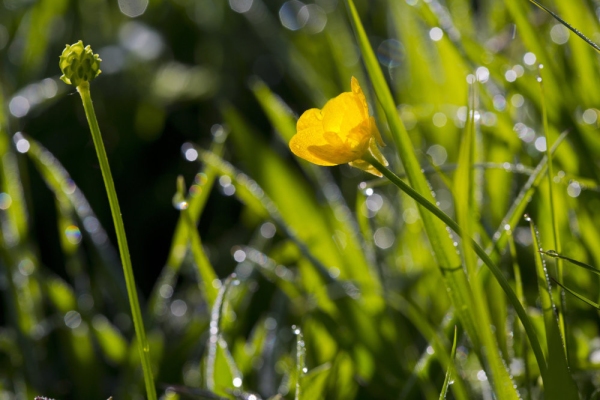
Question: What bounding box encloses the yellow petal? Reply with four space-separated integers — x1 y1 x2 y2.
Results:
321 79 369 140
308 131 368 164
289 77 377 167
290 109 337 165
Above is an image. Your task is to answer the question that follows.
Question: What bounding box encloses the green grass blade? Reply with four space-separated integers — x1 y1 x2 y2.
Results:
148 133 226 320
539 69 567 359
528 217 579 400
344 0 486 377
206 275 243 395
542 251 600 277
365 154 547 378
294 326 306 400
527 0 600 53
182 206 218 308
219 105 382 306
550 278 600 309
489 131 569 255
439 326 458 400
388 294 469 400
454 82 517 398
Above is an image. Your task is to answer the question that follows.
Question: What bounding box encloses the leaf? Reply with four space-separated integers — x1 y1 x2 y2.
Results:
528 217 579 399
439 326 458 400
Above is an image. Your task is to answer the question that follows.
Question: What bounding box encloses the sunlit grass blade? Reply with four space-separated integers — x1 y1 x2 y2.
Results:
527 0 600 53
541 251 600 277
538 68 567 360
299 363 331 400
178 185 219 309
344 0 488 382
364 154 547 378
206 275 243 395
221 103 383 309
550 277 600 309
528 216 579 399
197 148 335 286
388 294 469 400
454 82 517 398
439 326 458 400
489 131 569 256
294 326 305 400
25 134 128 307
241 246 302 299
148 132 226 320
400 131 568 393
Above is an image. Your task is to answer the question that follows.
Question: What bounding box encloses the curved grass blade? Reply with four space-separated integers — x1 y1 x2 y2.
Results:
527 0 600 53
343 0 490 385
439 326 458 400
528 216 579 400
454 82 517 398
387 294 469 400
365 154 547 379
148 132 227 320
294 326 306 400
241 246 302 299
551 277 600 309
206 275 243 395
538 68 567 359
542 251 600 277
397 129 569 397
24 134 128 307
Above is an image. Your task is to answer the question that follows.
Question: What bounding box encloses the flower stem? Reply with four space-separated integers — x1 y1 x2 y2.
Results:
362 154 548 377
77 82 157 400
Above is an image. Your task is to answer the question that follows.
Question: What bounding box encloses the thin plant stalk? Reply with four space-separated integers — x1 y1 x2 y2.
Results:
77 82 157 400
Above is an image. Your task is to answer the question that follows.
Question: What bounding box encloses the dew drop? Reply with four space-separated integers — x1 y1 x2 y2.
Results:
545 249 559 257
523 214 531 222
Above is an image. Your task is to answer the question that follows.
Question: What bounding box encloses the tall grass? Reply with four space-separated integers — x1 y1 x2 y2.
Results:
2 0 600 398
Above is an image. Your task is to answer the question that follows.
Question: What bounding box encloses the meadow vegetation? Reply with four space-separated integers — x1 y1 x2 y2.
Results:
2 0 600 399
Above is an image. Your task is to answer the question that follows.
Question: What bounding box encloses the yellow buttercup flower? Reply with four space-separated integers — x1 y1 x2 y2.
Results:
289 77 388 176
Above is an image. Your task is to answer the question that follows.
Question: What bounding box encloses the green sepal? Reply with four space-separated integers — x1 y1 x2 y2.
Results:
59 40 102 86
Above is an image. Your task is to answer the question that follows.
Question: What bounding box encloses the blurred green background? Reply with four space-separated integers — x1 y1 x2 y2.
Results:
3 0 600 398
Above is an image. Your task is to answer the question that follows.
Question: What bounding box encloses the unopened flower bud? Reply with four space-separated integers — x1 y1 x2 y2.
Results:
59 40 102 86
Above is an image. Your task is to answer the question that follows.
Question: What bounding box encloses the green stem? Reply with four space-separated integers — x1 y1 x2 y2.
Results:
363 154 548 378
77 82 157 400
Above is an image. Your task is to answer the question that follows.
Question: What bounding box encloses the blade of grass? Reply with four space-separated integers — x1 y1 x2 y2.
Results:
439 326 458 400
527 0 600 53
551 278 600 309
400 131 568 395
387 294 468 400
344 0 488 379
294 326 306 400
221 103 383 309
454 81 517 398
541 251 600 276
538 68 567 360
527 216 579 400
364 154 547 378
179 184 219 309
25 135 128 308
148 132 227 320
